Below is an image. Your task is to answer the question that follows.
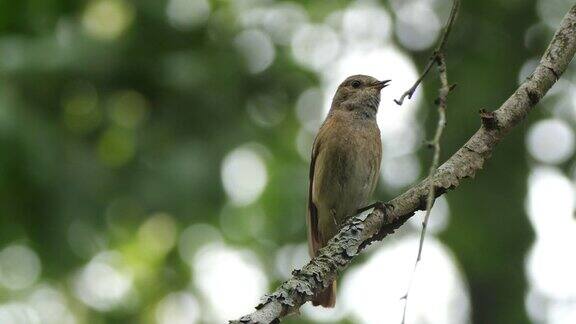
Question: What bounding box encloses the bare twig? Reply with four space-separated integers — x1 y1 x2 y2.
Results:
231 4 576 324
394 0 460 105
401 53 450 324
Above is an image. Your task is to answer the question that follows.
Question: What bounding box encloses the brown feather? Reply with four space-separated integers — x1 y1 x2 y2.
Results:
307 137 321 257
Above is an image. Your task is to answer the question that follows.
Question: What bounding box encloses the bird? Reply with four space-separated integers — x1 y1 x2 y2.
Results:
307 74 390 307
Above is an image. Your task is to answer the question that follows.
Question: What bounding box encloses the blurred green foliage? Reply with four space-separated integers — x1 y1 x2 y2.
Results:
0 0 573 323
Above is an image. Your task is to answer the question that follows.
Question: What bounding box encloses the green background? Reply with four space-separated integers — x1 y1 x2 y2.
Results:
1 0 574 323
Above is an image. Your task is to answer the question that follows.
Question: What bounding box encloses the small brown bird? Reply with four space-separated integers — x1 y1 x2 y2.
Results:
307 75 389 307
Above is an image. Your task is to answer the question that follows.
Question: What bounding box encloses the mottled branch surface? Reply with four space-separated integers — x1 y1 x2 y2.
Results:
231 5 576 324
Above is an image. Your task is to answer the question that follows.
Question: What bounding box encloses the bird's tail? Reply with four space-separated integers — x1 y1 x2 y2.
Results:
312 280 336 308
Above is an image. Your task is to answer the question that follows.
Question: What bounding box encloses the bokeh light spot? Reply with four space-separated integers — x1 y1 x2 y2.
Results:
246 94 286 127
28 285 76 324
62 82 101 134
295 127 315 162
221 146 268 206
524 166 576 321
0 303 40 324
341 2 392 48
234 29 276 74
193 243 267 322
394 1 441 51
381 155 421 191
274 243 308 279
409 196 450 234
108 90 148 129
178 224 222 264
527 236 576 300
292 24 340 71
0 244 42 290
518 58 539 84
296 87 324 133
155 292 200 324
73 251 133 311
341 236 470 324
137 213 177 258
259 2 308 45
537 0 574 29
526 166 575 238
82 0 135 40
166 0 211 30
527 119 575 164
97 127 136 168
302 298 347 323
219 204 266 242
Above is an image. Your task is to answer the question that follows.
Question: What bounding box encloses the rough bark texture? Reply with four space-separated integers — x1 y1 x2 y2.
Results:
231 5 576 324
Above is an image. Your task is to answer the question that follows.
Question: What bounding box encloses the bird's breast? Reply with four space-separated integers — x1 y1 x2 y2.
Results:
313 117 381 223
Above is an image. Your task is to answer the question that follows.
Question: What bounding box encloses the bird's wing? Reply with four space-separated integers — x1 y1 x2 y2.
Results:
307 135 321 257
369 127 382 195
307 119 334 257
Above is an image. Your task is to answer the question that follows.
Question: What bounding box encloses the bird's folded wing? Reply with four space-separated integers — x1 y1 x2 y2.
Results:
307 135 321 257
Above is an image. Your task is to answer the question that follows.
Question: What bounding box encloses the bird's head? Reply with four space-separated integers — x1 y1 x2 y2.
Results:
330 74 391 118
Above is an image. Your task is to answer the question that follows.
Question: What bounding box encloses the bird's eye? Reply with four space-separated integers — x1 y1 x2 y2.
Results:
351 80 361 88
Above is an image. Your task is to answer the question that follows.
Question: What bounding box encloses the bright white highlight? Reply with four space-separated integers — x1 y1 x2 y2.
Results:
527 119 575 164
409 196 451 234
527 237 576 300
292 24 340 71
194 243 267 322
341 2 392 48
73 251 133 311
221 146 268 206
394 1 441 50
274 243 309 279
526 167 575 238
0 303 40 324
525 166 576 322
341 236 470 324
381 155 421 190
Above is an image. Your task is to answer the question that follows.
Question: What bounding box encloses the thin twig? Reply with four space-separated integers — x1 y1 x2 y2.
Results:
397 1 461 319
401 53 450 324
394 0 460 105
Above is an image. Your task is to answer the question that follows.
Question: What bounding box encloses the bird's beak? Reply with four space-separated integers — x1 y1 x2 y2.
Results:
374 80 391 90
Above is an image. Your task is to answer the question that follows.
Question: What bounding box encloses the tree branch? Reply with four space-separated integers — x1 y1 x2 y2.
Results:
231 4 576 324
394 0 460 105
